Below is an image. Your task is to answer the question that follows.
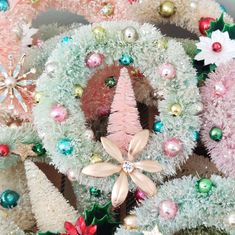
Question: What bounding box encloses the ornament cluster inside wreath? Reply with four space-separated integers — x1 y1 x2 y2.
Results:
34 21 201 207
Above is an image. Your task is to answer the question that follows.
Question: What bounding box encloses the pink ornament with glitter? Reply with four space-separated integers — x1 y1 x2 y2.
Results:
163 138 182 157
159 199 178 220
51 105 68 123
135 188 146 202
158 63 176 80
85 53 104 69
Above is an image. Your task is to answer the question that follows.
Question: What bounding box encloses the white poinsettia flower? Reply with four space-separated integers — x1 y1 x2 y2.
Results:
195 30 235 66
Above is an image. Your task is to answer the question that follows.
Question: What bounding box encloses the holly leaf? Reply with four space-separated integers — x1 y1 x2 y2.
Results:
206 14 225 37
223 23 235 39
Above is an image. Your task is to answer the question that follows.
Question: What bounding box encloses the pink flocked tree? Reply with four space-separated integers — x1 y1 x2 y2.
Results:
107 67 142 154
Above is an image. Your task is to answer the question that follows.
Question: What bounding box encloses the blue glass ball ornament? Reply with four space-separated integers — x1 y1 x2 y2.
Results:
153 121 164 133
0 190 20 209
0 0 9 12
57 138 74 155
61 36 72 45
119 54 134 66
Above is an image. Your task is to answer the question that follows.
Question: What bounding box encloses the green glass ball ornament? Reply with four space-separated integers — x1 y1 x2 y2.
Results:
158 1 177 18
32 143 46 156
105 76 117 88
119 54 134 66
153 121 164 133
196 178 214 194
209 127 223 142
89 187 101 197
57 138 74 156
0 190 20 208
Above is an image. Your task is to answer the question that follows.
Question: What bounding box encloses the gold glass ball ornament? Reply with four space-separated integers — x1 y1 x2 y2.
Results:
74 84 84 98
170 103 182 116
90 154 103 164
92 26 107 41
100 3 114 17
34 92 42 103
123 214 138 230
159 1 177 18
155 38 168 49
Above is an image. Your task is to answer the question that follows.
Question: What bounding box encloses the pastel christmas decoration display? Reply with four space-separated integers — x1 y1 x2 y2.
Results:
115 175 235 235
201 60 235 178
34 21 201 193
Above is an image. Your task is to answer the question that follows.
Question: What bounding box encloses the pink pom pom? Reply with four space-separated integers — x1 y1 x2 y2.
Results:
201 60 235 178
159 199 178 220
51 104 68 123
163 137 182 157
85 53 104 69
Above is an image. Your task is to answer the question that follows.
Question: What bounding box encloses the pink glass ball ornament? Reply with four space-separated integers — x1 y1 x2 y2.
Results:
51 105 68 123
159 199 178 220
163 137 182 157
213 81 227 97
67 169 77 181
85 52 104 69
158 63 176 80
135 188 146 202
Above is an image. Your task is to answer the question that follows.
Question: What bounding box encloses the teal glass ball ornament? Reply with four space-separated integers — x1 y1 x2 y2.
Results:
119 54 134 66
0 190 20 208
196 178 214 194
32 143 46 156
89 187 101 197
193 131 199 141
57 138 74 155
209 127 223 142
61 36 72 45
105 76 117 88
153 121 164 133
0 0 9 12
220 4 227 13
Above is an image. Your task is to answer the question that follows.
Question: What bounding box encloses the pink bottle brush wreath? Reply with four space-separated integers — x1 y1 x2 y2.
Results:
0 0 128 66
0 0 128 119
201 60 235 178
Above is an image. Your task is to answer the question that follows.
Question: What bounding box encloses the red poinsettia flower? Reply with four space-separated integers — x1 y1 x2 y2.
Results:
61 216 97 235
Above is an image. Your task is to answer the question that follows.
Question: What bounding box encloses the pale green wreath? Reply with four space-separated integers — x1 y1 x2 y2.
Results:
34 21 201 192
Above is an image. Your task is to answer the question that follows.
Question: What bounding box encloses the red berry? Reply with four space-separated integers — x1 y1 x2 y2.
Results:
212 42 222 52
0 144 10 157
199 17 215 35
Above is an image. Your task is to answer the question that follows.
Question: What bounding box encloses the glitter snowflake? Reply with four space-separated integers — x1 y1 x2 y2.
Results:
0 54 36 117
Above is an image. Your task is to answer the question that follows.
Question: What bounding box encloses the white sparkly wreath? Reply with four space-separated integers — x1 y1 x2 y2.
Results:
34 21 201 193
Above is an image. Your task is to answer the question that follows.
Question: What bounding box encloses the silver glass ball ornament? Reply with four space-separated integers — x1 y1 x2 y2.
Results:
122 26 139 43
